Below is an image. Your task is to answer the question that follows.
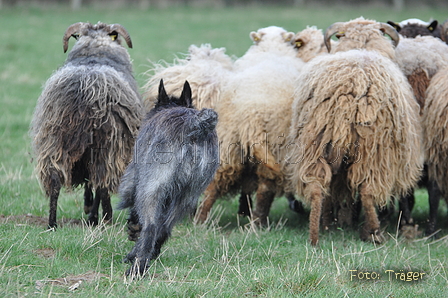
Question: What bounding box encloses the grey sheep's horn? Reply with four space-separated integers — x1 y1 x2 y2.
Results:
324 22 345 53
63 22 84 53
379 22 400 47
109 24 133 48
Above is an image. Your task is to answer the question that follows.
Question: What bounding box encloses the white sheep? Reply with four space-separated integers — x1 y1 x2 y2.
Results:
196 26 305 224
286 17 422 245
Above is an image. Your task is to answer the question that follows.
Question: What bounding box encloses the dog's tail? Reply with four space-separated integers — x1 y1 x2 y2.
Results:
188 108 218 141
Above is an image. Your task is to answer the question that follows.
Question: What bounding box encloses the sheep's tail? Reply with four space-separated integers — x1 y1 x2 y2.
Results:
188 108 218 141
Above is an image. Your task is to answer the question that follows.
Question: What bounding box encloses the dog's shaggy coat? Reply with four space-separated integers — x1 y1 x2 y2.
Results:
118 80 219 276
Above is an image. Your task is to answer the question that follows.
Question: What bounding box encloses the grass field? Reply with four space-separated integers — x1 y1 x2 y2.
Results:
1 3 448 297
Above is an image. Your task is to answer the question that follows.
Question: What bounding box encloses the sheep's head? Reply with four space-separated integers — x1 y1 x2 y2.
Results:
292 26 328 62
63 22 133 53
324 18 399 59
250 26 294 46
387 19 440 38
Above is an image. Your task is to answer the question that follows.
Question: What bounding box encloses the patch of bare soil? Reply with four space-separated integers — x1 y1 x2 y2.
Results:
33 248 56 259
35 271 109 292
0 214 82 227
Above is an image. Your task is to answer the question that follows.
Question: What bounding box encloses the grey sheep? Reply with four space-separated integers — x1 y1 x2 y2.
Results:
30 22 143 228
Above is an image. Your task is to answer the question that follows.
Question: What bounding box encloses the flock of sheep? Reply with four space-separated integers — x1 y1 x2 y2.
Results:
29 17 448 276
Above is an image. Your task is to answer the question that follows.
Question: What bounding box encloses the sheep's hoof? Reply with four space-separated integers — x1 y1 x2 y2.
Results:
87 216 98 226
400 224 421 239
362 228 384 244
237 206 251 217
84 205 92 215
251 214 268 227
309 237 319 246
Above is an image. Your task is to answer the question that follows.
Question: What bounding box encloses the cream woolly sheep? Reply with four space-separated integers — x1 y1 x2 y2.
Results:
387 18 441 39
30 22 143 228
286 18 422 245
196 26 305 224
142 44 234 111
422 67 448 236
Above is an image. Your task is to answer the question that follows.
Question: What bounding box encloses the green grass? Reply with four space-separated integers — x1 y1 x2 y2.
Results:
1 4 448 297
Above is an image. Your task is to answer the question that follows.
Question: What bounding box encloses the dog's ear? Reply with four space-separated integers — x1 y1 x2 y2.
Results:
180 81 193 108
157 79 170 105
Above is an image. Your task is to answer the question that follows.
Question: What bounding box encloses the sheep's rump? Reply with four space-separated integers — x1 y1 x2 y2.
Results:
287 50 422 206
31 64 143 194
143 44 234 111
423 67 448 197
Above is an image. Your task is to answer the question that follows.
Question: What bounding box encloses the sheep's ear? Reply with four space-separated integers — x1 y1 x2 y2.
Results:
157 79 170 105
250 31 261 43
387 21 401 32
294 38 304 49
428 20 438 32
283 32 294 42
179 81 193 108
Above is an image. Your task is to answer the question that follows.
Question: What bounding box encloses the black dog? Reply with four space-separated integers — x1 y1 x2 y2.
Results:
118 79 219 276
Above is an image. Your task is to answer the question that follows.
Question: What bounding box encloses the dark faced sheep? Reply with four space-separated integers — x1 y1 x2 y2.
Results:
387 18 441 39
118 80 219 277
30 22 143 228
286 18 422 245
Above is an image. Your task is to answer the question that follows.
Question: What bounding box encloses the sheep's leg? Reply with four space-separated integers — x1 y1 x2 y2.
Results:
48 172 61 229
286 192 305 214
426 179 442 236
98 188 112 224
398 191 414 226
127 208 141 242
87 191 101 226
195 181 218 223
321 196 334 231
307 182 323 246
238 193 252 217
252 179 276 226
351 198 362 224
83 184 93 214
359 184 384 243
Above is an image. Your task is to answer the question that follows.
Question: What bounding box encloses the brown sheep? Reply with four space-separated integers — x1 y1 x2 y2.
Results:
286 18 422 245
